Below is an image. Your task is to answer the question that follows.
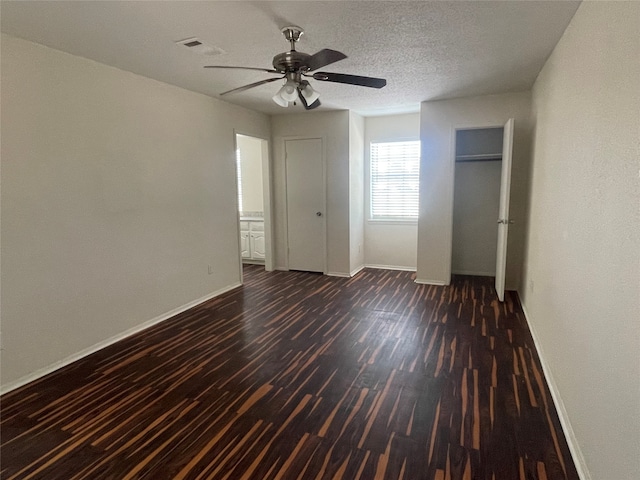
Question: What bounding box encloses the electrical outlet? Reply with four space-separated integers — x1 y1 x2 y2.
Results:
208 265 214 275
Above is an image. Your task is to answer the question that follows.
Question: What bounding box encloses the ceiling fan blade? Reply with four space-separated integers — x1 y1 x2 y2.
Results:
220 76 284 96
205 65 281 74
312 72 387 89
306 49 347 71
297 88 321 110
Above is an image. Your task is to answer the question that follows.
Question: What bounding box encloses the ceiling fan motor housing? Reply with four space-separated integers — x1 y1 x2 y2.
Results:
272 51 312 73
273 26 311 74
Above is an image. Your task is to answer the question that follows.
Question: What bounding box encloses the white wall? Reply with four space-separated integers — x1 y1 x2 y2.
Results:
522 3 640 479
271 111 351 275
236 134 264 214
349 112 365 275
0 35 270 389
417 92 532 287
364 113 420 270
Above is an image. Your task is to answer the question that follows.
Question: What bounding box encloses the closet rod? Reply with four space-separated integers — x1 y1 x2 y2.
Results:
455 153 502 162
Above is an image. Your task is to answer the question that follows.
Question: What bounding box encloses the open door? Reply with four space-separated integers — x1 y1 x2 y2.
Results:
495 118 515 301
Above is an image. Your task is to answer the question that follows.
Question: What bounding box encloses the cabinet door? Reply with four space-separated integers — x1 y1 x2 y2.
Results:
240 231 251 258
251 232 266 259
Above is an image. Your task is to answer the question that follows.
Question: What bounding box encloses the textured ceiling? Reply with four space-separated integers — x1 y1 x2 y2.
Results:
1 1 580 116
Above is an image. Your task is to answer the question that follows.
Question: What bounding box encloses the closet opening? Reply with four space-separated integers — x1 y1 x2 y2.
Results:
451 127 504 277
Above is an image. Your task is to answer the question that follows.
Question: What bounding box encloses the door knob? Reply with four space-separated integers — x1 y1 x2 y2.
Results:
316 212 322 217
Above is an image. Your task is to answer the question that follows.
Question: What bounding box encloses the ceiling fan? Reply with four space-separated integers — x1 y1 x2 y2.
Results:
204 26 386 110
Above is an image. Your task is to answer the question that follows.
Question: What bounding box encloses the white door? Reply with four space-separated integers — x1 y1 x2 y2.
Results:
285 138 325 272
495 118 515 301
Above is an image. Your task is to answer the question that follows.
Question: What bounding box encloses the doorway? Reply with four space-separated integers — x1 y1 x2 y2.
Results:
451 119 514 301
452 127 504 276
235 133 273 274
285 138 325 273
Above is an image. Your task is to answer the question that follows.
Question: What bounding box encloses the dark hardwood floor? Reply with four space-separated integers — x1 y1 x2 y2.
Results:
1 266 579 480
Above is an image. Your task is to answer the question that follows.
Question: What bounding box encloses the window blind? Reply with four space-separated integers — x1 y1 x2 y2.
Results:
370 140 420 219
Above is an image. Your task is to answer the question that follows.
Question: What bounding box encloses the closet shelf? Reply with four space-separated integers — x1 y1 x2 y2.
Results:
455 153 502 162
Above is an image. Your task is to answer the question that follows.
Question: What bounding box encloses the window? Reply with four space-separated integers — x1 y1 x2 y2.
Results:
370 140 420 220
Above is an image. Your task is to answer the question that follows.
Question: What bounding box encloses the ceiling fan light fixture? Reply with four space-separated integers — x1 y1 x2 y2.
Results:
272 93 288 107
279 80 299 102
300 83 320 105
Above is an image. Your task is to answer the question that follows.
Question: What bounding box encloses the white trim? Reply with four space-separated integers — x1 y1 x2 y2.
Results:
233 131 274 277
327 271 351 278
0 283 241 395
447 122 507 286
520 303 591 480
414 278 447 286
365 264 416 272
452 269 495 276
350 265 365 277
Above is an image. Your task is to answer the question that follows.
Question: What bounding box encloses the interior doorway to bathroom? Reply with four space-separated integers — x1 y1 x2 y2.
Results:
235 133 272 276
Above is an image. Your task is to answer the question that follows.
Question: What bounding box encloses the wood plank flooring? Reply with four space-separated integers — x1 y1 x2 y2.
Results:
1 266 579 480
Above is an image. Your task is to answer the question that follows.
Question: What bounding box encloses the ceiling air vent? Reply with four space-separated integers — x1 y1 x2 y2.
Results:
175 37 225 56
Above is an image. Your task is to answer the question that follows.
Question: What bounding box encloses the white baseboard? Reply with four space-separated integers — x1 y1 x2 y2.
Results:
520 303 591 480
327 271 351 278
414 278 447 286
350 265 365 277
365 264 416 272
0 282 241 396
452 269 495 276
275 268 358 278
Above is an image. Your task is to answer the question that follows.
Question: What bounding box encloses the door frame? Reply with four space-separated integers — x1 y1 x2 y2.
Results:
446 122 507 286
282 135 327 274
233 131 274 284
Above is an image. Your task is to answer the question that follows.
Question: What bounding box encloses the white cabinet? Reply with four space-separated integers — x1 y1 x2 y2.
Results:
250 221 265 259
240 219 264 262
240 234 251 259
